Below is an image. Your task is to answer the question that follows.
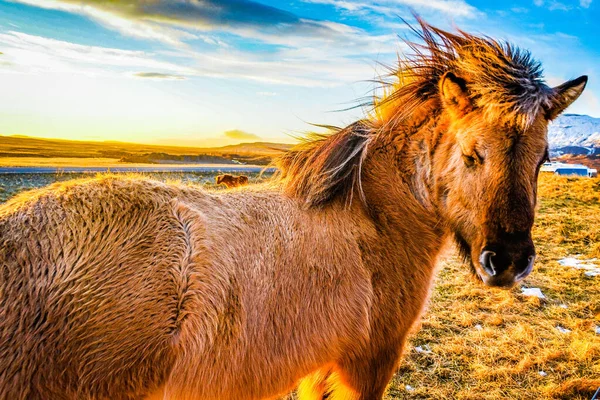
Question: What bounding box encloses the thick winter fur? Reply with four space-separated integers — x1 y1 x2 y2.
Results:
216 174 249 188
0 19 587 400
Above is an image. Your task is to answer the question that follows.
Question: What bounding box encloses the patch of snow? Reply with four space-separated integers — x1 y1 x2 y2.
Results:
558 256 600 277
558 257 579 267
559 304 568 309
538 370 548 377
556 325 571 334
405 385 414 391
415 345 432 354
474 324 483 331
595 326 600 335
521 287 546 299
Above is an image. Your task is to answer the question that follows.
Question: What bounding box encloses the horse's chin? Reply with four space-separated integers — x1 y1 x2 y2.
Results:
468 260 521 289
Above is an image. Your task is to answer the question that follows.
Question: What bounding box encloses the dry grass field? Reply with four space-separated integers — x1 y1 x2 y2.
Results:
384 174 600 399
0 135 291 166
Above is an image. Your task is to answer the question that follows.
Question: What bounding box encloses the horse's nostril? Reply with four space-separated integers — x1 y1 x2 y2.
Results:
479 250 497 276
517 255 536 281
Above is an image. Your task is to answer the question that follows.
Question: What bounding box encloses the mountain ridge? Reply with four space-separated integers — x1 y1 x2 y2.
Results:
548 114 600 152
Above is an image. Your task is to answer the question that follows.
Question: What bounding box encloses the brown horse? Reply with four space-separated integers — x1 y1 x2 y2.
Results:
0 19 587 400
216 174 249 188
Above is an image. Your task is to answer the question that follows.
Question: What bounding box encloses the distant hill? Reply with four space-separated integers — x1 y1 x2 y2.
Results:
549 114 600 156
544 114 600 170
6 114 600 168
0 135 293 166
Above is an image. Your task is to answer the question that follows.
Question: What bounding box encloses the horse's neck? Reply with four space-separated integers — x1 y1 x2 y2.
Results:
358 120 448 267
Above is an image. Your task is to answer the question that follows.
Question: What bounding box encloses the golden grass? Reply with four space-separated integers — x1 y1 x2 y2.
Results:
386 174 600 399
0 135 290 161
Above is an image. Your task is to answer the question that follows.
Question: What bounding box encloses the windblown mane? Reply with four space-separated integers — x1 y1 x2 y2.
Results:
275 120 372 208
276 17 553 208
376 17 553 130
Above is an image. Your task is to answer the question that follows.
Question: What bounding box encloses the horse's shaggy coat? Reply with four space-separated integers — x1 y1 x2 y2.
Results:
0 19 587 400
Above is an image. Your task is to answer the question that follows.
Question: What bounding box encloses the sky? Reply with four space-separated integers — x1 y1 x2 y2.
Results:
0 0 598 146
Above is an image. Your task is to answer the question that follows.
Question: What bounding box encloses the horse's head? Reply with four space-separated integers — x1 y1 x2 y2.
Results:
433 71 587 287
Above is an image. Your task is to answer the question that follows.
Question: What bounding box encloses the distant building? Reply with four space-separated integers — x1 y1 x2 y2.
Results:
541 161 598 178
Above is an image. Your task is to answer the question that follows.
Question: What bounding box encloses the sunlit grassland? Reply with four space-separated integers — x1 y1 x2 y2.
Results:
0 135 291 166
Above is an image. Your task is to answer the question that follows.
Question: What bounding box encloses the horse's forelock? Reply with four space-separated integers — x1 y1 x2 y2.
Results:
376 17 552 131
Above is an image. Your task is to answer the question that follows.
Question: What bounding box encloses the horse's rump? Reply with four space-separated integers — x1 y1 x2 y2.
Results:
0 178 206 399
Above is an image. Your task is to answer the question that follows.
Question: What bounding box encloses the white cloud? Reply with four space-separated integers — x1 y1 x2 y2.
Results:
11 0 392 48
223 129 261 140
133 72 186 80
304 0 480 18
10 0 219 47
0 31 193 77
5 0 405 88
0 29 391 88
580 0 592 7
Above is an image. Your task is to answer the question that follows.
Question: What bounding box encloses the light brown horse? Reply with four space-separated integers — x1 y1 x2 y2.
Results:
0 19 587 400
215 174 249 188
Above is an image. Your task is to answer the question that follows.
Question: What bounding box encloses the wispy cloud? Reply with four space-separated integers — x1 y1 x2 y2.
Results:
303 0 480 18
0 29 388 87
133 72 186 80
533 0 575 11
2 1 404 87
12 0 392 47
548 1 571 11
223 129 261 141
580 0 592 7
0 30 193 76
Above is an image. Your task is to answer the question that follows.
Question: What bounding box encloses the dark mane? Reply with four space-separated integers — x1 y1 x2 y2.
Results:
275 120 372 208
276 17 553 208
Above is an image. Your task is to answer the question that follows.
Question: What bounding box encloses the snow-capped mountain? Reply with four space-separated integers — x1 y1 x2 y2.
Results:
548 114 600 151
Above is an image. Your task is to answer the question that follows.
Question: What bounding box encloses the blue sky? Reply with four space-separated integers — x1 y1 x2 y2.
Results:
0 0 597 146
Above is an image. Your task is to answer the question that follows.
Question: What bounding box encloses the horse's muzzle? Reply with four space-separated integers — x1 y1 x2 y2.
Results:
477 245 536 288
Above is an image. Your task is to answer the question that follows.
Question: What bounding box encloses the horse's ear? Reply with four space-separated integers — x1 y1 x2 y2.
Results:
546 75 587 120
439 72 471 117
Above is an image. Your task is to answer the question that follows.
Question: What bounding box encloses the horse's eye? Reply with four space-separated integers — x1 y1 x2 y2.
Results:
463 154 477 167
462 149 483 167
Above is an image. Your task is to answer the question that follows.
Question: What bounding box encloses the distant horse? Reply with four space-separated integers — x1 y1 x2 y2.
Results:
0 19 587 400
216 174 249 188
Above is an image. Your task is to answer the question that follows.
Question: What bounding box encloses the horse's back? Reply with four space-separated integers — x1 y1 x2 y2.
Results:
0 177 200 399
